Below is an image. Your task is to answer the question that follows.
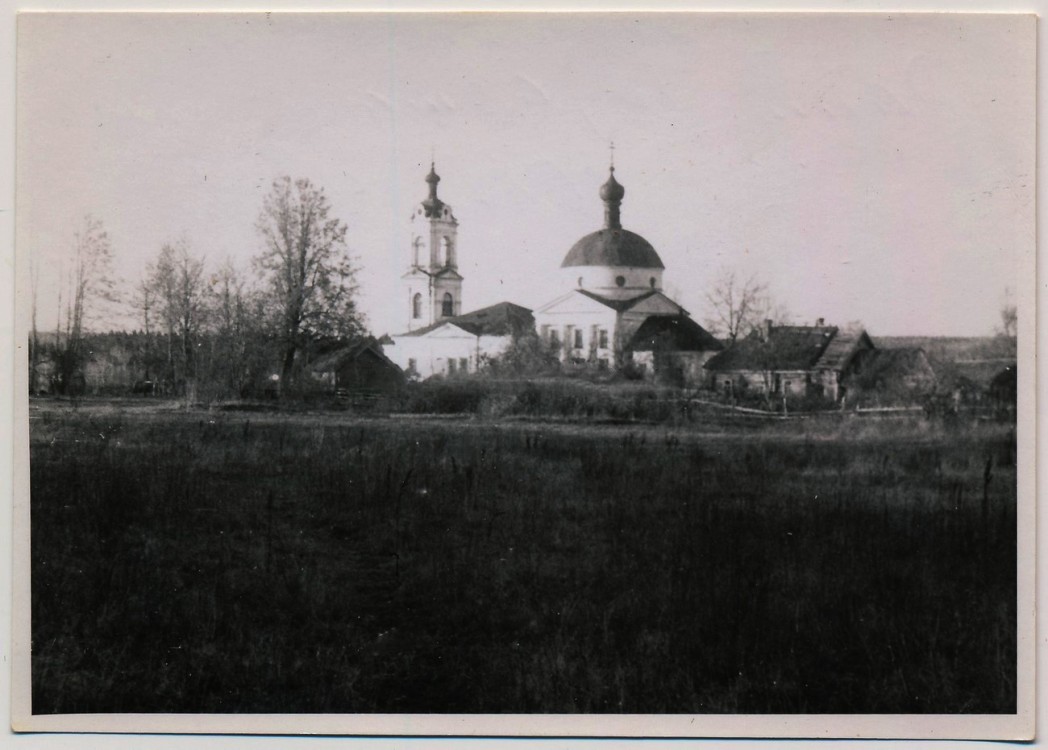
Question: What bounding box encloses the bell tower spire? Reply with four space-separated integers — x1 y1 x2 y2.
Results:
402 161 463 331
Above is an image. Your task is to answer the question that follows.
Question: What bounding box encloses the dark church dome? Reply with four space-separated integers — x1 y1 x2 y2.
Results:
562 166 664 269
561 229 664 269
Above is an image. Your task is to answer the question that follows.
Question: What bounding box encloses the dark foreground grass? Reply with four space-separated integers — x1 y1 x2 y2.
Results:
30 405 1016 714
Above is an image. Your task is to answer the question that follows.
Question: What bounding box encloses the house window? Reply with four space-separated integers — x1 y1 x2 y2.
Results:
578 276 584 287
574 328 584 349
650 277 657 288
549 328 560 347
412 293 422 319
448 358 457 374
459 358 468 372
442 292 454 317
598 329 609 349
407 358 417 373
615 275 626 287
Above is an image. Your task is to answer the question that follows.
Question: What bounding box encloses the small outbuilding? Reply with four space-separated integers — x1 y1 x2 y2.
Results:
309 339 404 395
843 347 937 405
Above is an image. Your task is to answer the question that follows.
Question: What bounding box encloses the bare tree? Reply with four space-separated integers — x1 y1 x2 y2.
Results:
54 216 118 393
703 268 773 345
149 240 208 397
254 176 364 390
206 258 255 395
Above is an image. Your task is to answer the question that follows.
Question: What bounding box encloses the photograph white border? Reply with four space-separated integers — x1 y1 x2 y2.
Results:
2 3 1040 747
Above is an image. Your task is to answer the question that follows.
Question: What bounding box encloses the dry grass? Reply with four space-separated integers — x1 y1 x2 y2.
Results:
30 403 1016 714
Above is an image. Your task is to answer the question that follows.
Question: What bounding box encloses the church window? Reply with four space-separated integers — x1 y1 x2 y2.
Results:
650 277 656 288
440 236 453 266
574 329 583 349
549 328 560 347
442 292 454 317
615 275 626 287
459 358 468 372
598 329 609 349
448 358 457 374
412 293 422 319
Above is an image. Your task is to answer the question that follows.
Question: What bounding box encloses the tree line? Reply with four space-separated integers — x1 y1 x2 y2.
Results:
30 177 366 399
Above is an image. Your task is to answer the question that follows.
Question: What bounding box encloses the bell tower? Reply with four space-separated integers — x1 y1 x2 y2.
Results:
402 162 463 331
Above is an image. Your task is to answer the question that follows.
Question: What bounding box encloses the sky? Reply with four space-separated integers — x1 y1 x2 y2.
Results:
16 12 1035 338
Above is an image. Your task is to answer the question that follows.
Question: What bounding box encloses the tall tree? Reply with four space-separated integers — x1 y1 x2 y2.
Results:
149 240 208 394
254 176 364 390
206 258 255 395
54 215 118 393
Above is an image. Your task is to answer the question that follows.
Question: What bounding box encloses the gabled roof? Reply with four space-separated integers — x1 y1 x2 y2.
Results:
624 315 723 353
847 347 936 386
706 325 865 372
311 339 401 373
815 328 874 370
395 301 533 338
449 301 535 337
394 319 468 338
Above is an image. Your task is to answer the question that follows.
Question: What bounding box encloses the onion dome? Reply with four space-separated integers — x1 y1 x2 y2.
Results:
421 162 444 217
599 168 625 204
561 166 664 269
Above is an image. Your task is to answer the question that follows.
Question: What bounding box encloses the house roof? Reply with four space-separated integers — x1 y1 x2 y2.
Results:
395 301 533 338
310 339 401 373
815 328 874 370
934 359 1016 390
624 315 723 353
706 324 870 372
846 347 936 386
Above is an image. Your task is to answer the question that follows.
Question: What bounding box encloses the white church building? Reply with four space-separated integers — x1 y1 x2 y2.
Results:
533 164 720 377
387 161 721 382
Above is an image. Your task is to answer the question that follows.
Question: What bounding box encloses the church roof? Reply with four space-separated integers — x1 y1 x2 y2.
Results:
450 302 535 337
561 228 664 270
396 301 533 338
576 288 659 311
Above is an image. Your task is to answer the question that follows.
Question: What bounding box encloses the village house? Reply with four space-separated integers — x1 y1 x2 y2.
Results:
704 321 875 403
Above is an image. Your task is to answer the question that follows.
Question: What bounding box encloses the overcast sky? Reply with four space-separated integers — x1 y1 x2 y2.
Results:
17 12 1034 337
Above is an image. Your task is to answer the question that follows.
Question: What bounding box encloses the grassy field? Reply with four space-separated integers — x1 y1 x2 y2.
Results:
29 400 1017 714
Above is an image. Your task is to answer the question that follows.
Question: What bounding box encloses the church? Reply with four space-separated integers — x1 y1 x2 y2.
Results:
386 160 722 382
